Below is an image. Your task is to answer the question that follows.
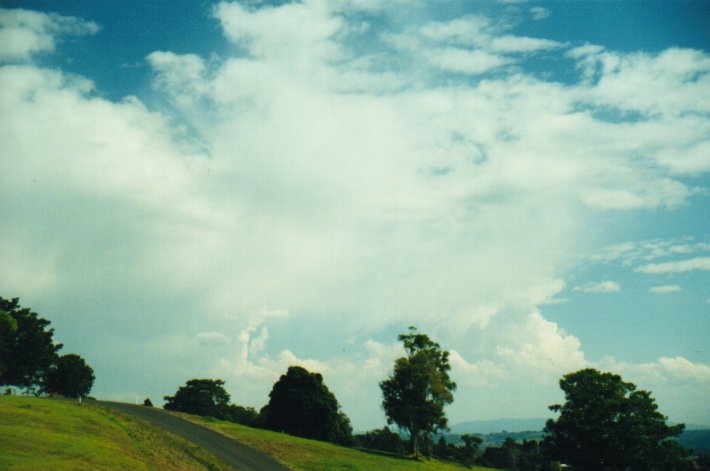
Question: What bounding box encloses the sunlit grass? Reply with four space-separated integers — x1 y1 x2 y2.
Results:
0 396 227 470
184 413 497 471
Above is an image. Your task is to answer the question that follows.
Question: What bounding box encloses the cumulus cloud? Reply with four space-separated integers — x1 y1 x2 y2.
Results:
0 7 98 61
2 3 710 428
573 281 621 293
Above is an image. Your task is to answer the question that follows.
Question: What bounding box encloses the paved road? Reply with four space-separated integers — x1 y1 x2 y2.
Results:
99 401 291 471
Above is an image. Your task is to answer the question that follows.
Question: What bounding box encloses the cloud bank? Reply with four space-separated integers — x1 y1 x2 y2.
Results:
1 2 709 428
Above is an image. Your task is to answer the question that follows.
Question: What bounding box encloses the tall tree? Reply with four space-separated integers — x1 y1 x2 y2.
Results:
380 327 456 457
543 368 691 470
261 366 352 444
0 297 62 392
164 379 231 418
44 353 95 398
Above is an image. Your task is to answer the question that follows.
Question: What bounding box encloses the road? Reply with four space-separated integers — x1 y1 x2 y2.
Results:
99 401 291 471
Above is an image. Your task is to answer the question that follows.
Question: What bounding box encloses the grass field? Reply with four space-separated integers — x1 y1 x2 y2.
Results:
186 414 497 471
0 396 227 470
1 395 497 470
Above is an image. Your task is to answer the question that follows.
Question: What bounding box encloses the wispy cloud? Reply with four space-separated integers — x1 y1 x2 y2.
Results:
530 7 551 21
572 281 621 293
649 285 682 294
0 7 98 61
637 257 710 274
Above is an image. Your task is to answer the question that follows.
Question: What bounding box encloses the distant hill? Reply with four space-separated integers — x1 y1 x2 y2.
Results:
450 418 710 455
451 418 548 434
678 429 710 455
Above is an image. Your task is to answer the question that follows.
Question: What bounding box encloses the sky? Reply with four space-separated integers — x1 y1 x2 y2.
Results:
1 0 709 431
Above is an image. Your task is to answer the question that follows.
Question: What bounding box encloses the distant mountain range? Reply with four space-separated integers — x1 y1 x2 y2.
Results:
449 419 710 454
451 419 710 435
451 418 549 434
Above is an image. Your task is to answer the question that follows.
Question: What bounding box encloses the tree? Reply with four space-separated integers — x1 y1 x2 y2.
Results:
260 366 353 444
0 297 62 392
222 404 259 426
543 368 691 470
0 308 17 381
44 354 95 398
354 427 407 454
380 327 456 457
164 379 231 418
459 433 483 464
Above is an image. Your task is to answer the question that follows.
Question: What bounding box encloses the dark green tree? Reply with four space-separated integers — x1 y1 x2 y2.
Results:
543 368 691 470
0 308 18 381
0 297 62 392
260 366 352 444
380 327 456 457
44 353 95 398
460 433 483 464
164 379 231 418
354 427 408 454
222 403 259 426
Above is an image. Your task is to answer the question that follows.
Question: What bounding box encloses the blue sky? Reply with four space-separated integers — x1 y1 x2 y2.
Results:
1 0 709 430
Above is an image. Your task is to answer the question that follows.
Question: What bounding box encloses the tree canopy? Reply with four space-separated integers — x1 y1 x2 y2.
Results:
44 353 95 398
261 365 352 444
163 379 231 418
0 297 63 392
543 368 691 470
380 327 456 457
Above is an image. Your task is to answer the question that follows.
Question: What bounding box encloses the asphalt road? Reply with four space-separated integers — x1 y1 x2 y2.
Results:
99 401 291 471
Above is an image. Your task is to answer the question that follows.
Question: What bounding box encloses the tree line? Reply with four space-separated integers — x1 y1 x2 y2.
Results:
160 326 700 470
2 297 704 469
1 297 94 399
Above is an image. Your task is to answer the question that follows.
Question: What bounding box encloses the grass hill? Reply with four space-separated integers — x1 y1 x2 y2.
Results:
173 412 496 471
1 396 495 470
0 396 227 470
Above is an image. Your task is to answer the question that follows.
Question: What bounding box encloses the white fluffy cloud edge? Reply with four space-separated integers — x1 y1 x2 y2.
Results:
1 3 709 429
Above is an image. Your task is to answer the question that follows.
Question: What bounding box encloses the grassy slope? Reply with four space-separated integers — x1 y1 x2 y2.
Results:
0 396 228 470
185 414 497 471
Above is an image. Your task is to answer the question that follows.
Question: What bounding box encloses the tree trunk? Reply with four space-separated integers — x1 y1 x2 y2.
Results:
410 423 420 458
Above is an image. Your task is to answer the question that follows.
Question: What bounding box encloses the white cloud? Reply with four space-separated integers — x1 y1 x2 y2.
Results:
425 47 511 74
0 7 98 61
658 357 710 382
573 281 621 293
600 356 710 385
577 48 710 117
649 285 682 294
637 257 710 274
489 35 564 53
530 7 551 21
2 4 710 429
213 1 343 72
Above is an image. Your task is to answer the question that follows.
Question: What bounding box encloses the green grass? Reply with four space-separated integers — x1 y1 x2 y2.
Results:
183 414 496 471
0 396 229 470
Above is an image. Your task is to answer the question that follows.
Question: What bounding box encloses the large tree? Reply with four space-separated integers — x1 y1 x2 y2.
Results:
543 368 691 470
260 366 352 444
164 379 231 418
380 327 456 457
0 297 62 392
44 353 95 398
